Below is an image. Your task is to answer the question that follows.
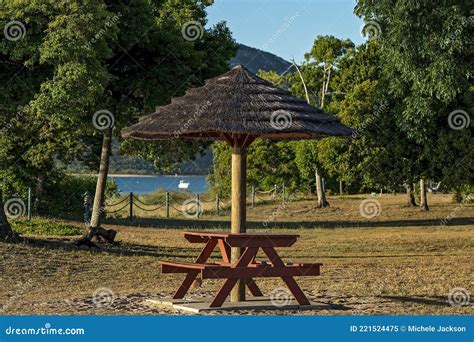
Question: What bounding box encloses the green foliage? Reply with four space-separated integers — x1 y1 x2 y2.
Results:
354 0 473 192
355 0 472 141
11 218 82 236
0 0 236 217
208 140 301 197
305 35 354 66
36 174 118 219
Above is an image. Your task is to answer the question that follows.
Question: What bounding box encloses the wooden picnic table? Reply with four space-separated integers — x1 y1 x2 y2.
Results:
160 231 322 307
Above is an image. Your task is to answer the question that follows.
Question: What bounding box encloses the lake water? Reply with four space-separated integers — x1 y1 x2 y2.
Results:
109 175 209 195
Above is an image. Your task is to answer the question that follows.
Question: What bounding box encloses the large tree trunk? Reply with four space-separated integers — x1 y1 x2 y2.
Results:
419 178 429 211
404 182 417 206
0 190 14 241
90 129 113 228
315 169 329 208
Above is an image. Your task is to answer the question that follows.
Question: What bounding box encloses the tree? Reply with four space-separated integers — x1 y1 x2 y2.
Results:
88 0 236 228
0 190 14 240
1 0 116 235
291 36 354 207
304 35 354 109
355 0 473 209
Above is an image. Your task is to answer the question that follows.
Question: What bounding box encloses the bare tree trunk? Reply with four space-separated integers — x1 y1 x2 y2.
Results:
315 169 329 208
339 179 343 195
0 190 14 241
404 183 417 206
34 173 45 210
320 74 327 109
90 129 112 228
419 178 429 211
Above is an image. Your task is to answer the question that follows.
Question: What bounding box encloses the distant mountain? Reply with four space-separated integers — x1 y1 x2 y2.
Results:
230 44 292 75
69 44 291 175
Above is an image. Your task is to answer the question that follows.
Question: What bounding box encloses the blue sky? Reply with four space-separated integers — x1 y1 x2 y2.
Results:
207 0 364 63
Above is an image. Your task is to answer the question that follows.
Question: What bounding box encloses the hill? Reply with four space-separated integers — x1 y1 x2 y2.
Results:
230 44 291 74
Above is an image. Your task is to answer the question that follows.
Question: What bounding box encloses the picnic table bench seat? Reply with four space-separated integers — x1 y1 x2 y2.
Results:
161 231 322 307
161 260 322 278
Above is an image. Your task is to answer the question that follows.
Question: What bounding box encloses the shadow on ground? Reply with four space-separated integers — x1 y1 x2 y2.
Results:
380 295 451 307
18 236 198 258
103 217 473 229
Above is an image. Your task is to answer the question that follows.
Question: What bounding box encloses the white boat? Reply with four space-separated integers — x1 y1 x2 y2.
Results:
178 180 190 189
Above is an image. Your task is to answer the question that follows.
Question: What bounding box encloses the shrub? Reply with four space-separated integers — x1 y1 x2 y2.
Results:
11 218 83 236
36 174 119 221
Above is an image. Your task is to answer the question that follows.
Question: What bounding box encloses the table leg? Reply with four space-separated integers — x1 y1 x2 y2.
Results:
210 247 259 307
246 278 263 297
262 247 311 306
173 271 200 299
217 239 231 263
173 238 218 299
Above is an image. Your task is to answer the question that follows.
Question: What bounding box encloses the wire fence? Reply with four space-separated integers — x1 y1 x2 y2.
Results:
83 184 298 221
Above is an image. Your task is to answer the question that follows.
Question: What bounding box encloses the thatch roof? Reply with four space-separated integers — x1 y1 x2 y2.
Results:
121 64 354 141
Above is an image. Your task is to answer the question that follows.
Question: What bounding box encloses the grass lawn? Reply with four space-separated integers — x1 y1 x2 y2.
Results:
0 193 472 315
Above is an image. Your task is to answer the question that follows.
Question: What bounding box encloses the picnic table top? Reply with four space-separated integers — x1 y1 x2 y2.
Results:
183 231 300 247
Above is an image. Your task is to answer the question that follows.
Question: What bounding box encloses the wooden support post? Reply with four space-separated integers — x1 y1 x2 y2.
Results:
230 144 247 302
165 192 170 218
129 192 133 222
196 194 200 218
282 183 286 204
27 187 32 220
216 194 220 216
251 186 255 208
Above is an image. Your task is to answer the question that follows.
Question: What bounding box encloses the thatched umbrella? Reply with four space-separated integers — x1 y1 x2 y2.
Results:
121 64 353 302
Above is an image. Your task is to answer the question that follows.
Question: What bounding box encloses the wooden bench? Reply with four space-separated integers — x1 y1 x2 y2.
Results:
160 231 322 307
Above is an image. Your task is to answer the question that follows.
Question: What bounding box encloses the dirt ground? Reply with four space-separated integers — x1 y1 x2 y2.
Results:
1 193 473 315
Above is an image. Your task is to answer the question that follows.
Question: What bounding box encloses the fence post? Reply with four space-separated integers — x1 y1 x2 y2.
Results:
216 194 220 216
282 183 286 204
165 192 170 218
27 187 32 220
196 194 200 218
129 192 133 222
272 184 277 200
83 191 91 224
251 186 255 208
